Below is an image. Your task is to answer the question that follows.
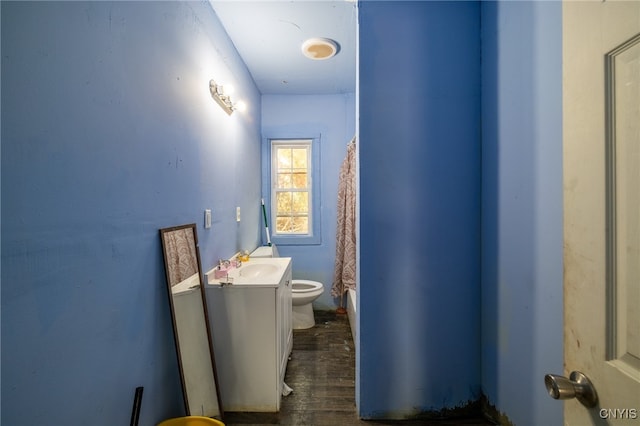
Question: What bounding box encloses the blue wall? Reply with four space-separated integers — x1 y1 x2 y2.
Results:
480 2 563 425
358 1 481 418
1 2 261 425
261 94 356 309
2 1 566 424
357 1 563 422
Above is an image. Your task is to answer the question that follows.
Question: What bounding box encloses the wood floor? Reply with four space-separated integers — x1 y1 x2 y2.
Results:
223 311 495 426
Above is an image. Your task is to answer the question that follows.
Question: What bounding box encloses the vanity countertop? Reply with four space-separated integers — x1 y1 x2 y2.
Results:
205 257 291 288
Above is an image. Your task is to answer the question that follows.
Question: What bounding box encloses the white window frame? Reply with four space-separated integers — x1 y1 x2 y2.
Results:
270 139 313 237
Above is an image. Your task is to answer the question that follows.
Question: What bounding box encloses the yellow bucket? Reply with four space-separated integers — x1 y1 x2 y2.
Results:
157 416 225 426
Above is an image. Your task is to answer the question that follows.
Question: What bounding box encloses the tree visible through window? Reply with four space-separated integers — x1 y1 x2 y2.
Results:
271 140 312 235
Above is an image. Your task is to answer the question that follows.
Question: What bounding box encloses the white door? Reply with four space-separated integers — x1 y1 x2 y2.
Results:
562 1 640 425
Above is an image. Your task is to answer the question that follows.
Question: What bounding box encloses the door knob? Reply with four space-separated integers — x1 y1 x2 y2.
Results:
544 371 598 407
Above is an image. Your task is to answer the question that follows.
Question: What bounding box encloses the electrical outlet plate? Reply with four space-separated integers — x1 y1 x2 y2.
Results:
205 209 212 228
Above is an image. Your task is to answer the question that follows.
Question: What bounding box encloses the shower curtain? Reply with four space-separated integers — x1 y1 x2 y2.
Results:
331 137 357 298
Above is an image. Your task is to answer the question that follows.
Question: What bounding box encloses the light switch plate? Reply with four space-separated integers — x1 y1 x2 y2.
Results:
205 209 212 228
236 206 241 222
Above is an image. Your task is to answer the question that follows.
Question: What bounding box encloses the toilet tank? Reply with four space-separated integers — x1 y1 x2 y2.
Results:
251 244 279 258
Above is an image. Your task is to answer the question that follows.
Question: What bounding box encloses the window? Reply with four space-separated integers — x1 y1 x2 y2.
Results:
267 138 321 245
272 139 312 235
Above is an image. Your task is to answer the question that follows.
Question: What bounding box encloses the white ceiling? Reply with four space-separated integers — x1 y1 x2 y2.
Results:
209 1 357 95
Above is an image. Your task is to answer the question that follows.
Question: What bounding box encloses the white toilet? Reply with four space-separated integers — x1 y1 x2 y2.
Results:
251 245 324 329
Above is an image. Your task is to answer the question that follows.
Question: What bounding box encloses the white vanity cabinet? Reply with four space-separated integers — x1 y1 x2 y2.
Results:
205 257 292 412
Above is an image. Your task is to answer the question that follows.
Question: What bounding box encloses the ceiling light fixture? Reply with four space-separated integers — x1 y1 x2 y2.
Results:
301 38 339 60
209 79 242 115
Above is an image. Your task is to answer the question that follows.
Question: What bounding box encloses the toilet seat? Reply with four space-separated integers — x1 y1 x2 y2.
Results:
292 280 323 293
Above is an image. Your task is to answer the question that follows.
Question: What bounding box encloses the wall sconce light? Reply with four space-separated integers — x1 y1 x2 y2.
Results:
209 79 240 115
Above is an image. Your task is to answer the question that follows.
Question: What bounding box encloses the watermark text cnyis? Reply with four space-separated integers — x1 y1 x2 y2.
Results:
599 408 638 420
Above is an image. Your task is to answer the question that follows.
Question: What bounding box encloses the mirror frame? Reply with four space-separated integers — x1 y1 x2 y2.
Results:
159 223 224 419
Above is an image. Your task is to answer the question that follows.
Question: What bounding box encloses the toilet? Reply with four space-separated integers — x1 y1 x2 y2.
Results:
250 245 324 329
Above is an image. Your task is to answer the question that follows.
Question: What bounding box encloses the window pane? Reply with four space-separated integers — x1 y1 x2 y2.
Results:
276 217 292 233
292 148 307 169
291 217 309 233
276 192 292 215
277 148 292 169
292 172 307 188
277 173 292 188
292 192 308 214
275 216 309 234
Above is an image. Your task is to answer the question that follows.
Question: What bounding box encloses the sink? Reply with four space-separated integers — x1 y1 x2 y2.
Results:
239 263 279 278
206 258 290 286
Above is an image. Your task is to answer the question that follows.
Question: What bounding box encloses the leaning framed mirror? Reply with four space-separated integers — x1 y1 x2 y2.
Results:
159 223 223 419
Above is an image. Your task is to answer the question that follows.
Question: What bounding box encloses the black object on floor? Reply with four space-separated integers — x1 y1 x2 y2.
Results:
130 386 144 426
